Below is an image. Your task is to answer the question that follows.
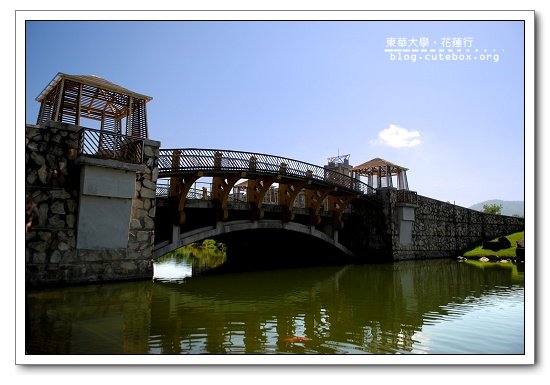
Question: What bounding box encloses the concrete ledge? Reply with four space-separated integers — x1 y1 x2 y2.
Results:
153 240 170 251
40 120 83 133
76 156 147 172
143 138 161 147
396 202 418 208
187 200 215 209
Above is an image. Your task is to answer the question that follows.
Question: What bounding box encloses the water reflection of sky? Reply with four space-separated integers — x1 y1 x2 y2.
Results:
411 287 524 354
27 259 525 356
153 258 193 281
149 257 525 354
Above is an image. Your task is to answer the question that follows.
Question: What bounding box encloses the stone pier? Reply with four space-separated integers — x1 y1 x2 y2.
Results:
25 121 160 287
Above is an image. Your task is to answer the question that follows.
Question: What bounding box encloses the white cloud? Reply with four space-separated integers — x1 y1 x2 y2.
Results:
373 124 422 148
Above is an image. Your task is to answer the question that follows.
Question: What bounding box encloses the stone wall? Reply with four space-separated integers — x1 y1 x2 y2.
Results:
26 122 81 286
126 138 160 275
339 195 392 261
390 191 525 260
340 189 524 262
25 121 160 287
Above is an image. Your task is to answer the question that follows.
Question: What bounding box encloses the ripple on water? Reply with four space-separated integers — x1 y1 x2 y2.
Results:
411 287 524 354
26 260 525 355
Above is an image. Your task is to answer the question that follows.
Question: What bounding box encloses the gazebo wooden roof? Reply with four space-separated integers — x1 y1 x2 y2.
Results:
351 157 410 190
351 157 408 176
36 72 152 139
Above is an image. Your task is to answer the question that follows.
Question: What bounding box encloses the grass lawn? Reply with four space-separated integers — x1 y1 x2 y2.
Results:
463 231 524 258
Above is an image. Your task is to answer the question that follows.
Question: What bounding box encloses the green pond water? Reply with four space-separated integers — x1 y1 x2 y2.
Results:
26 256 524 355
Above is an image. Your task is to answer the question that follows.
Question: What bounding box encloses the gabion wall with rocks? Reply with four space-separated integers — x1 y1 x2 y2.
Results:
387 191 525 260
25 121 160 287
339 197 392 261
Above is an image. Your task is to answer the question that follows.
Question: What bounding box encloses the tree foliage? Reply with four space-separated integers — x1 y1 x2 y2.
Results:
482 203 503 215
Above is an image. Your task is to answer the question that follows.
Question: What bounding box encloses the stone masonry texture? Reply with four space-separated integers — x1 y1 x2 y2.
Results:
25 121 160 287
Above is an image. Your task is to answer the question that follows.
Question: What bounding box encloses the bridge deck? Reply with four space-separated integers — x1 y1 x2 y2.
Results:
157 148 376 197
153 148 383 258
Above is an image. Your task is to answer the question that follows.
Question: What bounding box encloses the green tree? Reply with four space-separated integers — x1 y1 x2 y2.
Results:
482 203 503 215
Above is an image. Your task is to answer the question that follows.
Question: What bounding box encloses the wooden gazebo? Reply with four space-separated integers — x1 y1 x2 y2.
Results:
351 157 409 190
36 72 152 139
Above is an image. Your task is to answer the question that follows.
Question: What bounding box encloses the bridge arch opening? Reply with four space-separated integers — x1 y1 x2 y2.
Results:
210 227 353 274
154 221 355 276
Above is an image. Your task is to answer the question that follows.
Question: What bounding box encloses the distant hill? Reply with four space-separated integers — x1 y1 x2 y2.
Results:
469 199 524 217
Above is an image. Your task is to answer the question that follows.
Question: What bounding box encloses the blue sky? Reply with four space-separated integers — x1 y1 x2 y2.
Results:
25 20 525 208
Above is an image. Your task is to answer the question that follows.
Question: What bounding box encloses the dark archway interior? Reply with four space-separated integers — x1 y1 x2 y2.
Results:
205 228 353 274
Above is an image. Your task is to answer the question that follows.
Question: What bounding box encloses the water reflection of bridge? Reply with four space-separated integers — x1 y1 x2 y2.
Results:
26 259 523 354
148 260 523 354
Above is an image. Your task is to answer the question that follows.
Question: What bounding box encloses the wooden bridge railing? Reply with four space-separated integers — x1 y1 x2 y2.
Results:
157 148 376 196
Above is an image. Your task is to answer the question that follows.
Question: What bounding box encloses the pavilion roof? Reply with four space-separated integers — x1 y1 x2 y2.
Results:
35 72 153 138
36 72 153 103
351 157 408 175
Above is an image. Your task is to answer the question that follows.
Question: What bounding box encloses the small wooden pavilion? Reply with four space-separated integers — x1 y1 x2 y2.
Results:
36 72 152 139
351 157 410 190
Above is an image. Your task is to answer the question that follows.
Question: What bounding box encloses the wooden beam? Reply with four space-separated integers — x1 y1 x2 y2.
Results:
212 174 242 221
327 194 359 230
305 188 333 226
126 96 134 137
76 83 82 125
278 180 310 222
169 172 202 225
54 78 66 122
247 176 277 220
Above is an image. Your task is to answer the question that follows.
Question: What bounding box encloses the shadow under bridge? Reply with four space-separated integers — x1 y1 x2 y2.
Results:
152 148 379 261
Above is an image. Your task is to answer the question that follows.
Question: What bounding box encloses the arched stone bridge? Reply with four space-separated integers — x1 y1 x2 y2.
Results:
25 74 526 287
153 148 379 259
152 147 524 263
